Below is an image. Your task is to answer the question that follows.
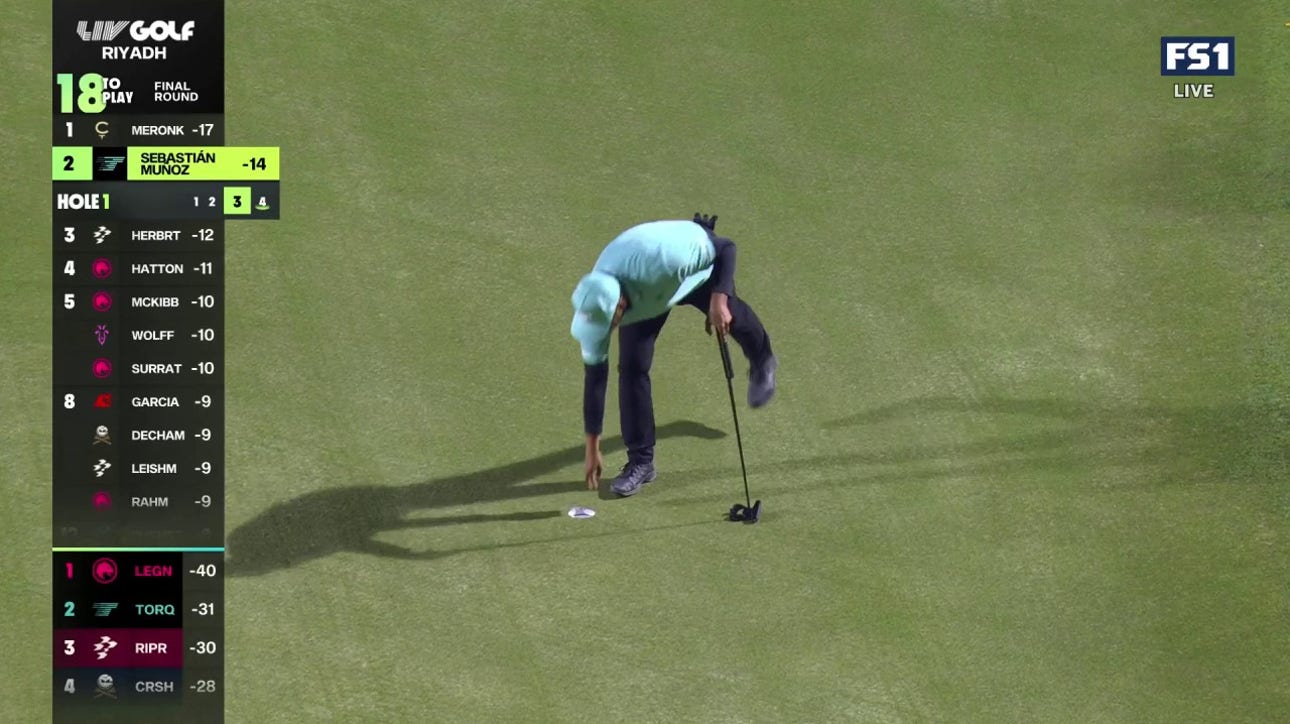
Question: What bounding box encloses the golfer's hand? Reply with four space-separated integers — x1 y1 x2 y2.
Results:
706 292 733 337
584 438 603 490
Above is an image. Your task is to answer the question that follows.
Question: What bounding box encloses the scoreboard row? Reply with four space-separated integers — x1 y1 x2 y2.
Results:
53 145 279 181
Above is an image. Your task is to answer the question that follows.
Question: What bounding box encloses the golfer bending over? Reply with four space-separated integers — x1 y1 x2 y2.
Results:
571 213 777 496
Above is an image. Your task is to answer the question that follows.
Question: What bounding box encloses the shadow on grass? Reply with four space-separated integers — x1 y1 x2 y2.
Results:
226 420 726 576
663 396 1289 505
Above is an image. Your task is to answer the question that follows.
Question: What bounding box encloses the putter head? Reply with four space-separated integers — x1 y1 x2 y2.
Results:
726 500 762 524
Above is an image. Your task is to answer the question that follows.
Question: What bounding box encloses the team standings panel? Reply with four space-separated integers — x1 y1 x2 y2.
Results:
53 1 277 721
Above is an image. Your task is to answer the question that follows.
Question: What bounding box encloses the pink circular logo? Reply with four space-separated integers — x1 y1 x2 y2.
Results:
92 291 112 312
92 557 118 584
93 491 112 510
92 258 113 279
92 358 112 378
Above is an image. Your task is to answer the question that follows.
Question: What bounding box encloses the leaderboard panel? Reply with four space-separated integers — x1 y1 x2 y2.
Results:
52 553 223 720
52 1 278 721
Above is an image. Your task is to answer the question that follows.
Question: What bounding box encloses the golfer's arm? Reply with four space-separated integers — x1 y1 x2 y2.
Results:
710 235 736 296
583 361 609 437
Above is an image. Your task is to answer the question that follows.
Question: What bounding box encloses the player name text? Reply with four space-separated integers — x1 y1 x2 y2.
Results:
131 396 179 407
132 430 185 441
132 263 184 274
131 230 181 241
131 330 175 341
132 124 186 136
131 463 178 474
132 497 169 508
131 363 183 375
136 150 214 176
132 296 179 307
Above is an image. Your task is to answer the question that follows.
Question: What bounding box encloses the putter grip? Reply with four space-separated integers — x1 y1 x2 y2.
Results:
718 336 734 380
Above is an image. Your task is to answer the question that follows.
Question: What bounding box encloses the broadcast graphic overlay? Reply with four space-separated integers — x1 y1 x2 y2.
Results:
1161 35 1235 98
52 2 277 720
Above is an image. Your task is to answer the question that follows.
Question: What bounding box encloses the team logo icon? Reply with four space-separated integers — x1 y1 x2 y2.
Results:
93 459 111 477
94 156 125 175
92 491 112 510
91 557 118 584
92 291 112 312
94 324 109 345
92 358 112 379
93 393 112 408
93 425 111 445
93 635 118 661
94 674 116 699
91 258 112 279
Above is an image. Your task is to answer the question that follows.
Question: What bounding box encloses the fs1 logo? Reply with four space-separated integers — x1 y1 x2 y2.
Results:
76 20 197 42
1160 37 1234 76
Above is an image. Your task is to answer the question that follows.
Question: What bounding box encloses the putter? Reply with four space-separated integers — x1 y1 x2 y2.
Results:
718 334 761 523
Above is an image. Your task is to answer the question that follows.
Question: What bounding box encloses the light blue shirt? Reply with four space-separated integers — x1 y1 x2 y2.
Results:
582 220 715 363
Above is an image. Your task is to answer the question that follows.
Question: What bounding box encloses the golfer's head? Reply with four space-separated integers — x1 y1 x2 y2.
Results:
571 272 627 363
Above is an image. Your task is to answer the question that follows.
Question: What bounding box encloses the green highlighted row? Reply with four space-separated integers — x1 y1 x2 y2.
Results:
52 146 280 181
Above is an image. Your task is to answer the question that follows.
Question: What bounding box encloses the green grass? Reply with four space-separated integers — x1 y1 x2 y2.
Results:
3 1 1288 721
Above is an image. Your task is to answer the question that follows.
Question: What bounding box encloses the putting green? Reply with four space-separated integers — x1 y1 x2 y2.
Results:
3 1 1287 721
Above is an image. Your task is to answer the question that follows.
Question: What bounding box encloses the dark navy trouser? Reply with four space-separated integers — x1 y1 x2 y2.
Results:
618 278 773 465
